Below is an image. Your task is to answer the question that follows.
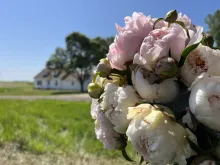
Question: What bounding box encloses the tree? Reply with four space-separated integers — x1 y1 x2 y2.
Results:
205 10 220 47
46 33 114 92
65 32 93 92
90 36 114 65
46 47 68 69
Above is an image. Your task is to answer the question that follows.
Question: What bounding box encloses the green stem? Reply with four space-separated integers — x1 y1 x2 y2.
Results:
121 148 134 162
153 18 164 29
92 72 99 83
168 22 171 28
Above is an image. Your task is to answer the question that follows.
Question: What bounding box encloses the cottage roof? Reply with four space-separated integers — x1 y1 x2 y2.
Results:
34 68 77 80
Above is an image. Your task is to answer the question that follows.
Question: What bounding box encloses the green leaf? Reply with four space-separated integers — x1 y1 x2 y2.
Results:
168 49 171 57
172 90 190 120
186 137 205 155
139 156 144 165
98 97 103 104
175 21 185 27
179 35 206 67
165 10 178 23
122 148 134 162
168 22 171 28
201 125 220 148
153 18 164 29
212 47 220 50
175 21 190 38
178 43 200 67
115 134 127 150
154 79 165 84
111 69 127 76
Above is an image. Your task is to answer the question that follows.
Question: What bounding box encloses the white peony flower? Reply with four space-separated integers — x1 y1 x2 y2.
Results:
101 83 140 134
94 104 121 149
176 12 203 45
187 26 203 46
189 73 220 131
91 99 99 120
181 44 220 87
176 13 203 46
132 67 179 103
177 13 193 30
126 104 195 165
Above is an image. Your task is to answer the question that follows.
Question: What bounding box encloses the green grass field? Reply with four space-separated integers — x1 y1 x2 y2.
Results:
0 81 80 95
0 99 136 162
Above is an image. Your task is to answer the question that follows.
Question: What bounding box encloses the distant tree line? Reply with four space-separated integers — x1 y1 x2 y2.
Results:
205 9 220 47
46 32 114 92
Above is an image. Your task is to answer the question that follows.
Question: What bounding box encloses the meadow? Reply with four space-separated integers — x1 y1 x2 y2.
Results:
0 99 136 164
0 81 79 96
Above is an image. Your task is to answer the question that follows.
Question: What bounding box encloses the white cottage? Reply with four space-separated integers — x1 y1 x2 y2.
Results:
34 68 91 91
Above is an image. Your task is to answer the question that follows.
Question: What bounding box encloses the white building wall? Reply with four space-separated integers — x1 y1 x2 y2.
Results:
34 76 92 91
83 77 92 91
60 80 78 90
48 78 60 89
43 79 49 89
34 78 50 89
60 76 80 90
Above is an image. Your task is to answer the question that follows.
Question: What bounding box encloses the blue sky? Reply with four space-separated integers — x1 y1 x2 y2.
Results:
0 0 219 81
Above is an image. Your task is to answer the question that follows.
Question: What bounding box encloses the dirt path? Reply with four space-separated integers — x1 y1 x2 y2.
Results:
0 94 91 101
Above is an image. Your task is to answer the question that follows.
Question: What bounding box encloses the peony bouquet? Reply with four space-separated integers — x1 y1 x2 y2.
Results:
88 10 220 165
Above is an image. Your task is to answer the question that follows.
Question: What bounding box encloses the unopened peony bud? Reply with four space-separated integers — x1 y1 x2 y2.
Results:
88 83 103 99
97 58 111 77
155 57 178 79
202 34 214 48
165 10 178 23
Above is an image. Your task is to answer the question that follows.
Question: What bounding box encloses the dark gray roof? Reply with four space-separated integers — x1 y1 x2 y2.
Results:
34 68 76 80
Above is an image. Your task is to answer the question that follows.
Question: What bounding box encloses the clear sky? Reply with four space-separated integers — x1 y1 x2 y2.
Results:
0 0 219 81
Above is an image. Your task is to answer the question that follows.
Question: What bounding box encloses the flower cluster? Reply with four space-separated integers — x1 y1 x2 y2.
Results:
88 10 220 165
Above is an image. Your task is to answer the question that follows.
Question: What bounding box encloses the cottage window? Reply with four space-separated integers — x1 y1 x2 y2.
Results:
71 81 74 86
47 80 50 85
37 80 42 86
55 80 58 86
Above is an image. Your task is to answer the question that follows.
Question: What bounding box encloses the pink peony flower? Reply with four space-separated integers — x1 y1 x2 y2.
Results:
176 13 205 47
134 24 186 71
177 13 193 30
152 18 168 29
107 12 153 70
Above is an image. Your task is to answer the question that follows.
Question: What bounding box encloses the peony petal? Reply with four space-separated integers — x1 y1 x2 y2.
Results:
187 26 203 46
189 73 220 131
